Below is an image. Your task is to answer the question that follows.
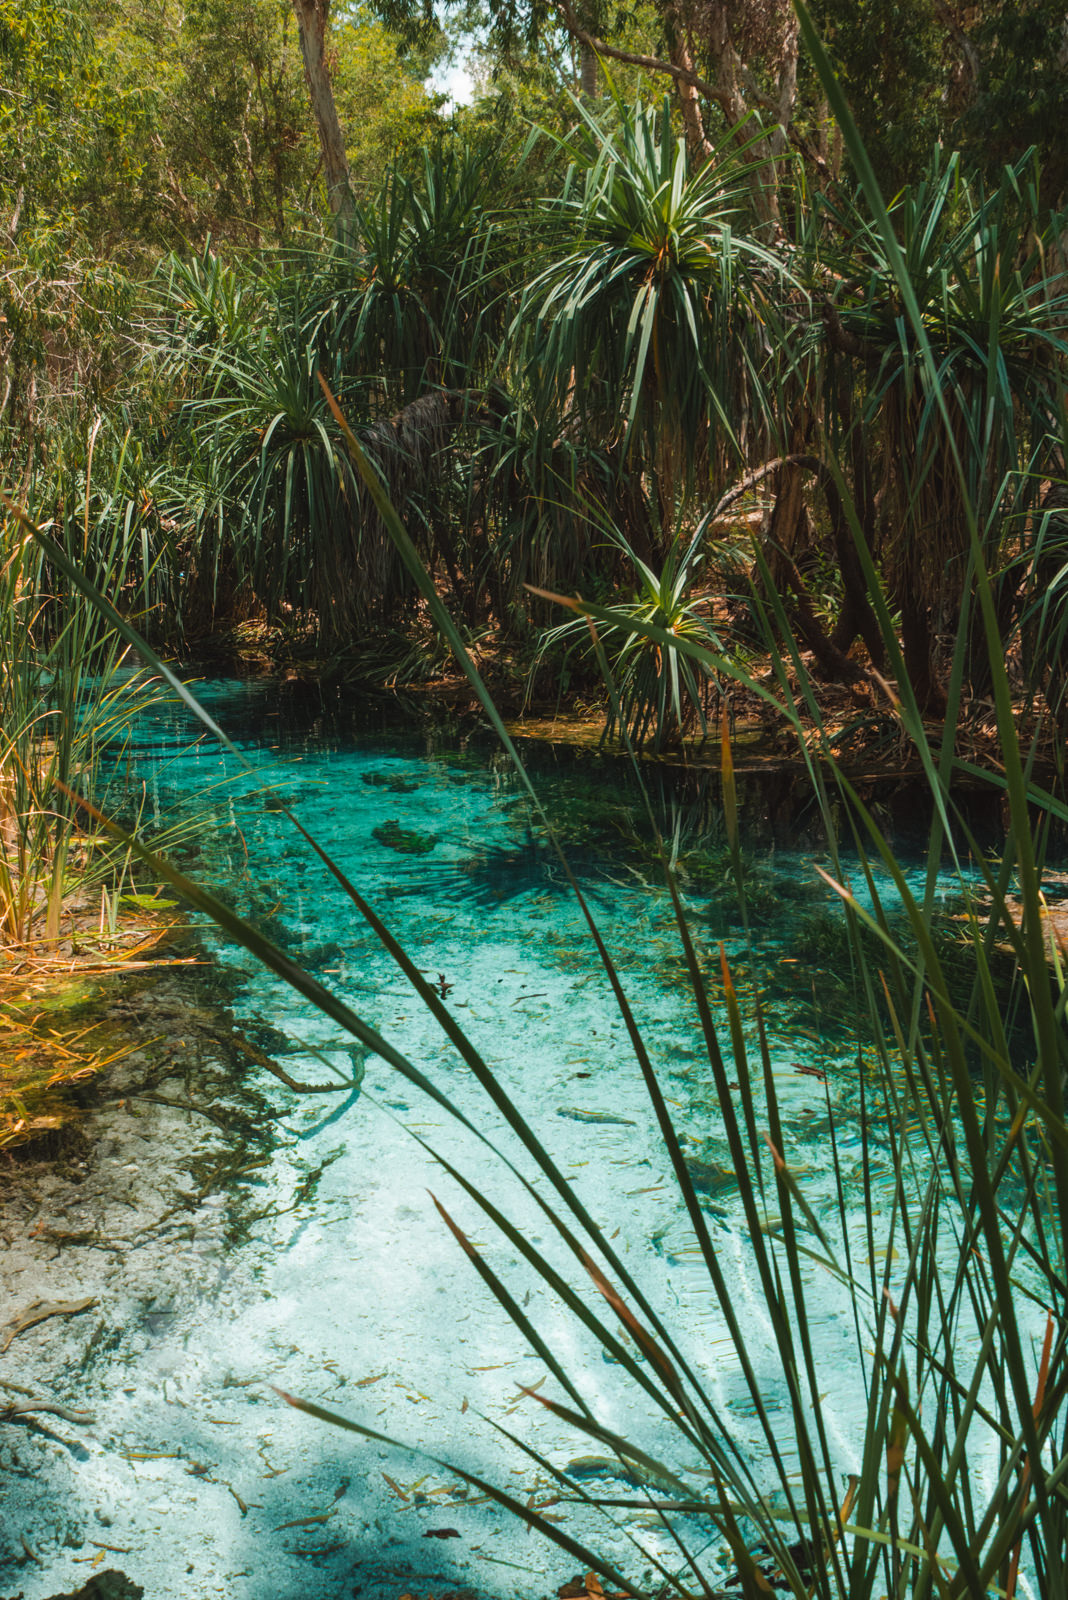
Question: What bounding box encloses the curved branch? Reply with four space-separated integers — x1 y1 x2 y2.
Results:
711 454 819 518
555 0 728 112
821 301 884 363
710 454 887 678
554 0 828 181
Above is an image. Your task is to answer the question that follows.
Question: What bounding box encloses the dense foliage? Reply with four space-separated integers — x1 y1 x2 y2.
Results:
3 0 1068 919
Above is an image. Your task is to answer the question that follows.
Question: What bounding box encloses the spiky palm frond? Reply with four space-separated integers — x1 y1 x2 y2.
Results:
515 98 787 529
819 148 1068 702
535 518 725 750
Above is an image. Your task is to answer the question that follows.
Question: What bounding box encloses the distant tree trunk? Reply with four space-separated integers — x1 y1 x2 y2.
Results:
703 2 791 235
670 28 713 163
290 0 355 228
579 38 600 97
575 1 600 97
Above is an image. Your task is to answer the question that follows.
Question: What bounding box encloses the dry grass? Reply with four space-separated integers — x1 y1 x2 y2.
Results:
0 911 197 1152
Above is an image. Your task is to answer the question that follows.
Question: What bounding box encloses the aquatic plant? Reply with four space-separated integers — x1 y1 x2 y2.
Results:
372 818 439 854
361 770 421 793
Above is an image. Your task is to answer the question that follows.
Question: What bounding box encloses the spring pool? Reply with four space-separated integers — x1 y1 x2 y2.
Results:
0 675 1029 1599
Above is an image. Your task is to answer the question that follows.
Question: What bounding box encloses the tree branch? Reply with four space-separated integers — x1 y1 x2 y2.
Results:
555 0 730 115
821 301 884 363
555 0 829 184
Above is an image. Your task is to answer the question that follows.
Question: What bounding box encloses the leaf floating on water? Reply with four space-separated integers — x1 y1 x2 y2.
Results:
558 1573 632 1600
557 1108 636 1126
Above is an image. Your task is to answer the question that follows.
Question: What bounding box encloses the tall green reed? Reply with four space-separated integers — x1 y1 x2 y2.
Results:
30 345 1063 1595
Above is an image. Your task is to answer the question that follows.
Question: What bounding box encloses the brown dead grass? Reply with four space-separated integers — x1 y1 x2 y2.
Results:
0 912 200 1153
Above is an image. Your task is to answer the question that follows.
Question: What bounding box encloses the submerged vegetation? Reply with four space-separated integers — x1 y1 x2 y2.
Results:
4 0 1068 1596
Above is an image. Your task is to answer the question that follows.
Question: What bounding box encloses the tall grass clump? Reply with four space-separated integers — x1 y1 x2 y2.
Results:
47 385 1065 1600
815 145 1068 709
0 430 168 946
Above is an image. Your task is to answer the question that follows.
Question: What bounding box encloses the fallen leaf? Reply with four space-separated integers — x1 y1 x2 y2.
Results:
1 1296 98 1352
557 1576 630 1600
273 1510 336 1530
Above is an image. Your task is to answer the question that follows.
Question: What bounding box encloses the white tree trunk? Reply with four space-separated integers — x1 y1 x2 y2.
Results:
291 0 355 227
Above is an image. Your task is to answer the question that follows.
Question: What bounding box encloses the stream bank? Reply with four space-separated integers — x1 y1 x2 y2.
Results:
0 941 287 1593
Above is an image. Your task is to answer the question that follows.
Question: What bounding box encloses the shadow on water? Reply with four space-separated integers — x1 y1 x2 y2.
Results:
126 667 1019 854
384 834 614 910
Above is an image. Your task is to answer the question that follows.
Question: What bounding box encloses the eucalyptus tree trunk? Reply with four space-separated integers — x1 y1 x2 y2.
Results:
575 0 601 97
579 39 600 97
672 36 712 163
290 0 355 228
703 1 796 236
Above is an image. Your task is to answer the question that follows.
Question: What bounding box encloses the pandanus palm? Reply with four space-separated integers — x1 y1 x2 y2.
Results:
515 97 783 556
820 150 1068 708
534 519 725 750
341 139 515 407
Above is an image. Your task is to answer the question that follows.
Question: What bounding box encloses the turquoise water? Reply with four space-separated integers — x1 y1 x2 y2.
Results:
4 677 1036 1599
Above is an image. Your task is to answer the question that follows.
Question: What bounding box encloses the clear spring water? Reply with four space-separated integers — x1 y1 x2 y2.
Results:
2 676 1036 1599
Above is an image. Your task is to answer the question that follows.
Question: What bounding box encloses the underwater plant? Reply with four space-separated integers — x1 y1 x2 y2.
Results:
372 818 439 854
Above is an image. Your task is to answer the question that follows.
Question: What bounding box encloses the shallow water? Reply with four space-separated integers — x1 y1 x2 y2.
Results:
1 677 1035 1598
